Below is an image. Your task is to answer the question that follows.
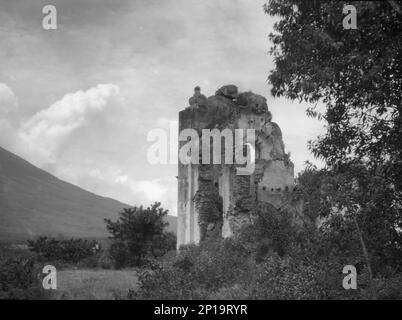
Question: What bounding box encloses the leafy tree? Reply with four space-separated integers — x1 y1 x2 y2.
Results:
265 0 402 192
265 0 402 298
266 0 401 174
238 203 297 259
294 162 331 222
104 202 176 267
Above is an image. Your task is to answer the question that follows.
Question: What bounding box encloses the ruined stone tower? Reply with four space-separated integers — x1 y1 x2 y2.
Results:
177 85 300 249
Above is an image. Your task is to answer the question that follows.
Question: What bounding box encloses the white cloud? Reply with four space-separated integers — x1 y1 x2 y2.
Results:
0 118 17 151
114 175 168 203
17 84 120 165
0 83 19 150
0 83 18 115
132 180 169 201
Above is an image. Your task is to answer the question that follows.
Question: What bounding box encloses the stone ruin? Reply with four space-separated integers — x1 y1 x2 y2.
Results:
177 85 303 248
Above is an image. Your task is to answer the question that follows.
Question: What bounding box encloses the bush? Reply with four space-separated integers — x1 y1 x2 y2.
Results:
105 203 177 268
97 249 114 269
247 256 325 299
109 241 130 269
129 267 207 300
0 247 44 300
77 253 101 269
126 198 401 300
131 238 253 299
129 210 402 300
375 272 402 300
27 236 99 265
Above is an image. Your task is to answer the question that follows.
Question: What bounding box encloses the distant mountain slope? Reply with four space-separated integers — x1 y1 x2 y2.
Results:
0 146 177 242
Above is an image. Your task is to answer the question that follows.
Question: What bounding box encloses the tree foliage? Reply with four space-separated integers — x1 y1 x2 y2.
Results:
265 0 402 286
27 236 98 264
0 246 44 299
266 0 401 182
129 212 402 300
104 202 176 267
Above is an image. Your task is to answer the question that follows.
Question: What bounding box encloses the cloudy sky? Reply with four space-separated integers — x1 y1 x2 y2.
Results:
0 0 324 216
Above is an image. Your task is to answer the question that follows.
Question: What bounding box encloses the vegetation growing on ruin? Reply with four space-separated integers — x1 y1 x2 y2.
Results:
193 165 224 241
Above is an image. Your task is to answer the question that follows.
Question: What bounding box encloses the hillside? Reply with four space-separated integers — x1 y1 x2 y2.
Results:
0 147 177 242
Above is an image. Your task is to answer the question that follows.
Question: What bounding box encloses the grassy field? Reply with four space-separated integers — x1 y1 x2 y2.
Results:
49 269 139 300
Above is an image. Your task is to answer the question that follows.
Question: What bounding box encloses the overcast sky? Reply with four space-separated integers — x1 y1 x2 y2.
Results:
0 0 324 216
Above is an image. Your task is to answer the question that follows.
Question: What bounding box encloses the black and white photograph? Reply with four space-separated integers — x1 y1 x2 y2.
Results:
0 0 401 305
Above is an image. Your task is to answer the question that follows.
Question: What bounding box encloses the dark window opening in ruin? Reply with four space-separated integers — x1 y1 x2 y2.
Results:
285 186 289 191
271 188 274 191
262 186 266 191
214 182 219 188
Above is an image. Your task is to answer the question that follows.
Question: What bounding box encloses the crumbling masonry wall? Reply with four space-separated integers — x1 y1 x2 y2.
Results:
177 85 301 248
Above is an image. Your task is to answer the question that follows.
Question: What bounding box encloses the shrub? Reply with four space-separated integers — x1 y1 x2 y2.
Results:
109 241 130 269
27 236 98 265
247 256 325 299
129 219 402 300
0 247 44 300
97 249 114 269
375 272 402 300
131 238 253 299
128 199 401 300
129 267 207 300
105 203 177 268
